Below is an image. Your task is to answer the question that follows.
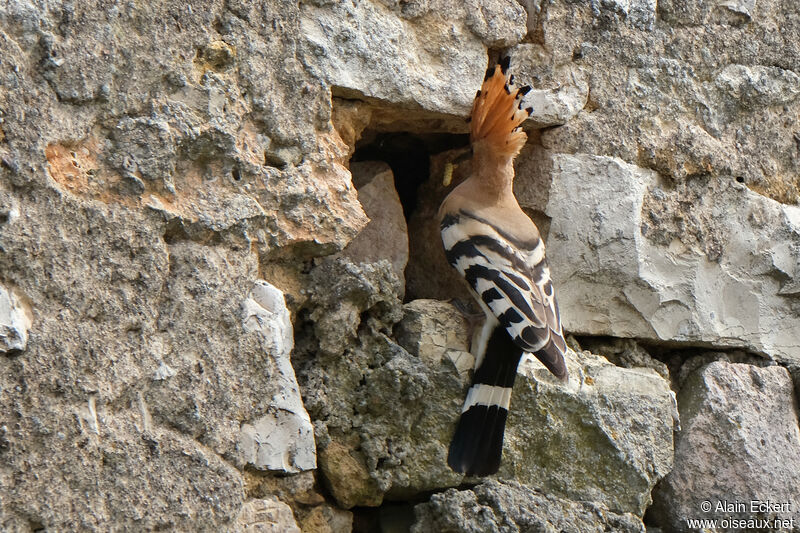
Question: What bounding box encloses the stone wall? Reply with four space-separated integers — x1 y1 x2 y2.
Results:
1 1 798 532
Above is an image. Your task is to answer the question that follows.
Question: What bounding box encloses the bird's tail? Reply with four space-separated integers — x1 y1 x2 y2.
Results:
447 325 523 476
469 56 533 158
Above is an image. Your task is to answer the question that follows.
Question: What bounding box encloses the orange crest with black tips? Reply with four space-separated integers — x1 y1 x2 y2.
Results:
469 57 532 158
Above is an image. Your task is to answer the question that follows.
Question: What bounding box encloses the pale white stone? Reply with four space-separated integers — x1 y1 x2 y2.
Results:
720 0 757 18
76 396 100 436
525 80 589 128
239 281 316 473
445 350 475 378
0 285 32 354
243 281 293 353
545 153 800 364
300 0 486 116
137 392 153 433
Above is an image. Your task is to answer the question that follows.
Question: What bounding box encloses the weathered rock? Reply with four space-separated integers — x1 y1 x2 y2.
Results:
319 438 385 509
525 79 589 128
239 469 355 533
302 268 672 513
237 497 301 533
0 0 367 521
0 404 246 531
394 299 473 374
1 0 366 254
0 203 324 529
543 153 800 365
298 264 465 508
501 348 675 516
463 0 528 48
300 0 524 116
672 349 768 392
650 361 800 531
306 258 404 358
510 45 590 128
528 1 800 203
0 284 31 355
715 64 800 109
243 469 329 509
412 480 646 533
341 161 409 293
297 503 354 533
238 281 316 473
579 338 670 381
3 0 800 527
658 0 757 24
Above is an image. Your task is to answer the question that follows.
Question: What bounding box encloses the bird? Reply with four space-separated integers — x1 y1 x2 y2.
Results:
439 56 568 477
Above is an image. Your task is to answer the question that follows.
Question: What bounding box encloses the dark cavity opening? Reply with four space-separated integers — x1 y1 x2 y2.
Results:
351 131 468 220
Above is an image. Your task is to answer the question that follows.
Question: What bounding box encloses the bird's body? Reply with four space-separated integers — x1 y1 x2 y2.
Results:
440 58 568 477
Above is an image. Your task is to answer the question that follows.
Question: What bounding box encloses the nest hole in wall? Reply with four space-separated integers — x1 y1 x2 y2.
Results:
351 131 468 220
337 96 553 306
337 96 472 303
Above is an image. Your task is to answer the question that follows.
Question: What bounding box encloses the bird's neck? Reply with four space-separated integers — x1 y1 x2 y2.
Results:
468 144 515 199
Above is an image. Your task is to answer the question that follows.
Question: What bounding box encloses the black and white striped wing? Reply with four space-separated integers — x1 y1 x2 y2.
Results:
441 211 567 379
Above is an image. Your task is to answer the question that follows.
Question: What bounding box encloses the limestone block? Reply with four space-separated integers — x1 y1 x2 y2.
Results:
650 361 800 530
544 153 800 364
394 299 471 369
341 161 409 293
412 479 646 533
501 348 675 516
300 0 489 115
239 281 316 473
305 269 673 515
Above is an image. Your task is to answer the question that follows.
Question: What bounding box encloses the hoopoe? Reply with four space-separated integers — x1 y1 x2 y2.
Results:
439 57 568 476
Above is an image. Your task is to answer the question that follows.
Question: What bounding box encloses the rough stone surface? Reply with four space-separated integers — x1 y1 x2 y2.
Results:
300 267 672 514
300 0 524 116
510 44 589 128
659 0 758 24
579 338 670 381
237 497 301 533
544 153 800 365
502 348 675 516
295 261 466 509
0 405 246 531
341 161 409 293
239 469 356 533
0 0 365 528
531 1 800 204
412 480 646 533
297 502 354 533
238 281 316 473
3 0 800 529
394 299 473 374
650 361 800 531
